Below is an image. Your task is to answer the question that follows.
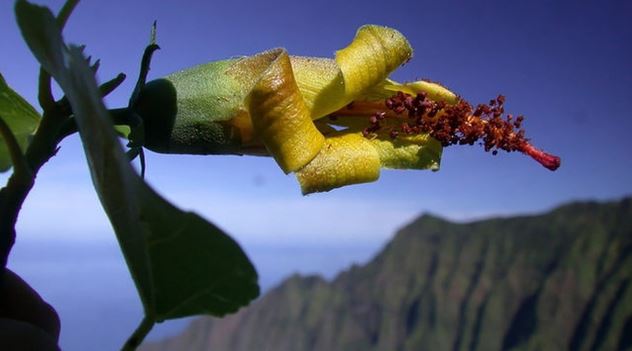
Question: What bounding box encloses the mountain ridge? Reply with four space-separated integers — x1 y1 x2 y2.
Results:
141 197 632 351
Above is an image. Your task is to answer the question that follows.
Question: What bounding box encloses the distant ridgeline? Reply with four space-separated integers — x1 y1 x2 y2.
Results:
142 198 632 351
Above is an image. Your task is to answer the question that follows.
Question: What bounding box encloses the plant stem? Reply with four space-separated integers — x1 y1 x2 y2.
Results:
0 113 33 274
38 67 55 111
37 0 81 111
56 0 80 29
0 109 67 272
2 0 128 283
122 316 155 351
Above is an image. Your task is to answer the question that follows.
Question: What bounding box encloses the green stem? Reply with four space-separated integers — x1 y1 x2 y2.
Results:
58 107 135 140
0 109 67 272
56 0 80 29
37 0 82 111
57 73 128 139
121 316 155 351
100 73 127 97
38 67 55 111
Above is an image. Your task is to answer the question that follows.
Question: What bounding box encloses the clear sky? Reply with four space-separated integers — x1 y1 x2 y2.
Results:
1 0 631 249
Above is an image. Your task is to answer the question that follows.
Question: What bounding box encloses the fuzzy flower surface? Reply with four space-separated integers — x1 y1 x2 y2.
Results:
137 25 559 194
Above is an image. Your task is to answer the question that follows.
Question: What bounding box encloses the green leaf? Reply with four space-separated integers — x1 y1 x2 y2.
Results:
15 0 259 320
0 73 40 172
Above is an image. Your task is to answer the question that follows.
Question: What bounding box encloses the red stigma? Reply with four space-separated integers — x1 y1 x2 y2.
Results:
521 143 561 171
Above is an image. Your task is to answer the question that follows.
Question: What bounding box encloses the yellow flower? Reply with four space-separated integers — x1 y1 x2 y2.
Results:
135 25 558 194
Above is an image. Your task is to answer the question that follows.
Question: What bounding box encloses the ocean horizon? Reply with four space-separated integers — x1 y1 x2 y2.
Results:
7 236 384 350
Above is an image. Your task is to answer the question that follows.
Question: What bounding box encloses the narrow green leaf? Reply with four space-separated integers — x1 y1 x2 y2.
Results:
15 0 259 320
0 73 41 172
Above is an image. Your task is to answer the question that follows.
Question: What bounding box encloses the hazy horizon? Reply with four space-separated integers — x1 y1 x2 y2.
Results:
8 222 394 350
8 196 629 350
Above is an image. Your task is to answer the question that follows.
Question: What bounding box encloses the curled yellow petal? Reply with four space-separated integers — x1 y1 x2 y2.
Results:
319 116 442 171
384 79 459 104
336 25 412 99
291 25 412 119
296 133 380 194
290 56 343 119
239 28 437 190
247 49 325 173
369 133 442 170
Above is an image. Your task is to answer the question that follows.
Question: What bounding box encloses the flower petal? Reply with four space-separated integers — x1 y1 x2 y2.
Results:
383 79 459 104
247 49 325 173
296 133 380 194
369 133 442 170
320 118 443 171
336 25 412 101
291 25 412 119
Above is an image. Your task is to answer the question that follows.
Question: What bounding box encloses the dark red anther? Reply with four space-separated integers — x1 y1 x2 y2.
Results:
367 90 562 171
401 122 412 134
403 96 414 110
394 105 406 114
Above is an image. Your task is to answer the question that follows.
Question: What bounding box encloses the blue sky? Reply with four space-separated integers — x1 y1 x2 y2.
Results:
1 0 632 242
0 0 630 266
1 0 631 349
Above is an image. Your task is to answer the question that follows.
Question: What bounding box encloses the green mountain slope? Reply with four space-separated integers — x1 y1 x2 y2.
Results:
141 198 632 351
